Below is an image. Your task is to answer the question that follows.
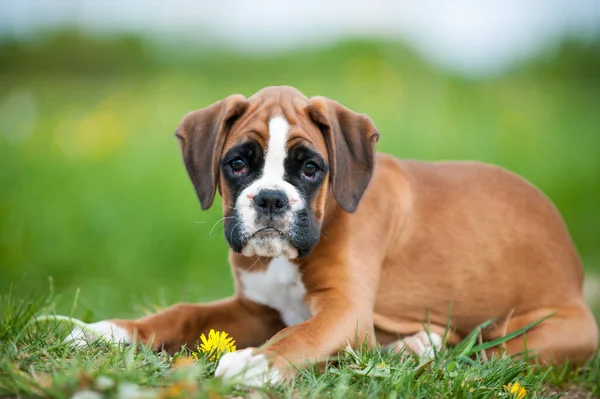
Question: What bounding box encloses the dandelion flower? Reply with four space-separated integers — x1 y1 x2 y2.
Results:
504 382 527 398
193 329 236 361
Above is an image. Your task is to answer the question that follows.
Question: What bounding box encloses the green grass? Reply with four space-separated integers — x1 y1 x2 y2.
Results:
1 285 599 398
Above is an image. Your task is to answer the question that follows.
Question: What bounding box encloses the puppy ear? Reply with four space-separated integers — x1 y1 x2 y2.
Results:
175 94 248 210
306 97 379 213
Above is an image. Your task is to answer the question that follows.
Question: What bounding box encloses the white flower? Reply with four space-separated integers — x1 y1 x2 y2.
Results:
117 383 156 399
71 390 103 399
94 376 115 391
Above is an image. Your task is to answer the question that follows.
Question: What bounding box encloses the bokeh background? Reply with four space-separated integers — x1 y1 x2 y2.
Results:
1 1 599 321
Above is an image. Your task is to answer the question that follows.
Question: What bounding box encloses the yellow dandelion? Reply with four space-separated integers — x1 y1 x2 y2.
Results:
504 382 527 399
193 329 236 361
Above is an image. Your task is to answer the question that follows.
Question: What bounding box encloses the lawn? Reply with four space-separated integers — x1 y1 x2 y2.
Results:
1 286 599 398
0 291 600 399
0 33 599 397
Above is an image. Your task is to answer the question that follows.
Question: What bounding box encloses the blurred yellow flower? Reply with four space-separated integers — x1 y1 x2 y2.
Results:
159 381 197 398
504 382 526 398
171 355 196 369
192 329 236 361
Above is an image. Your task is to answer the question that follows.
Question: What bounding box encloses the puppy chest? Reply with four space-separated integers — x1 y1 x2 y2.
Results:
240 257 312 326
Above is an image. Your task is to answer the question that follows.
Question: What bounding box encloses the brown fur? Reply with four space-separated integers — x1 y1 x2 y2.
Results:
113 86 598 375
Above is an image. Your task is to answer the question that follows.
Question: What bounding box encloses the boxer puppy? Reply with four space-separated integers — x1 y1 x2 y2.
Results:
66 86 598 387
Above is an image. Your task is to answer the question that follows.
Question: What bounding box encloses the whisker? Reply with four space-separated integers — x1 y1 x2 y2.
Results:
229 222 244 243
209 216 236 237
247 256 262 272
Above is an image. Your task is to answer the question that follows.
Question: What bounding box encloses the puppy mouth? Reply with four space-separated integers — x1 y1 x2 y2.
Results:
252 227 285 237
242 226 298 258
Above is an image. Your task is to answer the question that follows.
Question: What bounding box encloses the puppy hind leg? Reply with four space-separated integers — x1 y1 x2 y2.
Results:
486 302 598 365
387 330 444 360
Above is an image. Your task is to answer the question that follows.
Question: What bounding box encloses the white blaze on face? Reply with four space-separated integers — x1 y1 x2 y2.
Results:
262 116 288 183
236 115 304 258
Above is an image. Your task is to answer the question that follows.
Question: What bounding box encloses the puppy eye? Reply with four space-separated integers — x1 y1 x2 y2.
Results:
230 158 247 174
302 162 319 179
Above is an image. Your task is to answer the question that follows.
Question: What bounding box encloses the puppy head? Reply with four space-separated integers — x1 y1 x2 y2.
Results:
175 86 379 259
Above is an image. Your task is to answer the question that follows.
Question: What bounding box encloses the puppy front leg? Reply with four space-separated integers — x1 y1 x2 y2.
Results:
265 303 374 366
215 290 374 386
66 297 284 353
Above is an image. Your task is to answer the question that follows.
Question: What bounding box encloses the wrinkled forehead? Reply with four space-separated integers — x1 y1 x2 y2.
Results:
222 99 328 161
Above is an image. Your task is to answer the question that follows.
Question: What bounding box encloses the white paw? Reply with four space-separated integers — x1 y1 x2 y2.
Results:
64 321 131 348
390 331 443 360
215 348 280 387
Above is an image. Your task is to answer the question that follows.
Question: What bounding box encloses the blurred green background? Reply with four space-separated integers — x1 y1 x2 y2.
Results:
0 30 599 321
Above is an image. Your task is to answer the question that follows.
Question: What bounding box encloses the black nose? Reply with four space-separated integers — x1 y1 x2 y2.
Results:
254 189 289 215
